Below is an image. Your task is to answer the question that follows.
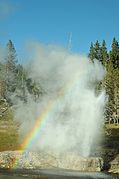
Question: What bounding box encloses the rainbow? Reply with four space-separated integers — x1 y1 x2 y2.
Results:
11 79 79 169
11 86 68 169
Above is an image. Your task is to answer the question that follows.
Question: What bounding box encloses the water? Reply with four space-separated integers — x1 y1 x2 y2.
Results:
0 169 118 179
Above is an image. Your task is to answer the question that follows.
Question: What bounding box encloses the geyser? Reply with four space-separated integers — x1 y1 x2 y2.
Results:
14 43 106 157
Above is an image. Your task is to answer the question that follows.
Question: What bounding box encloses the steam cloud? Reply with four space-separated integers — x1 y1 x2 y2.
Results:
14 43 106 157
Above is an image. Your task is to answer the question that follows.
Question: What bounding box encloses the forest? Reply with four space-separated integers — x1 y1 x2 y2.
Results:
89 38 119 123
0 38 119 123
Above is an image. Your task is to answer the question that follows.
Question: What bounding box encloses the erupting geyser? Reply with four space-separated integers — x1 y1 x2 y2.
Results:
14 43 106 157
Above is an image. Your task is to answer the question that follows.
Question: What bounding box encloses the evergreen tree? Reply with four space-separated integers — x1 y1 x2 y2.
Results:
100 40 108 66
0 63 6 99
94 40 101 61
104 61 115 118
4 40 18 99
110 38 119 68
15 64 27 102
88 42 95 62
88 39 119 121
5 40 17 72
89 40 102 63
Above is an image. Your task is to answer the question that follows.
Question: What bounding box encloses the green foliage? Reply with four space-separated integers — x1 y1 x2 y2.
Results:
100 40 108 66
104 61 115 117
94 40 101 61
5 40 17 70
89 38 119 121
26 78 43 101
88 40 108 66
0 40 43 106
109 37 119 68
3 40 18 101
88 42 95 62
0 38 118 123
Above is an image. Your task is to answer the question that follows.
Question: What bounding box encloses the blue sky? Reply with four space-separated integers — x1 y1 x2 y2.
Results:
0 0 119 56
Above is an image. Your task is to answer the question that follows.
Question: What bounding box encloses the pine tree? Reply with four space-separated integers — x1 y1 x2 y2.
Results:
113 68 119 118
94 40 101 61
6 40 17 72
5 40 18 99
104 61 115 119
15 64 27 102
88 42 95 62
0 63 6 99
88 39 119 122
110 38 119 68
100 40 108 66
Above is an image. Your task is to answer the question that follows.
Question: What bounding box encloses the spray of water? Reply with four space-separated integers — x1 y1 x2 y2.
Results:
14 42 106 157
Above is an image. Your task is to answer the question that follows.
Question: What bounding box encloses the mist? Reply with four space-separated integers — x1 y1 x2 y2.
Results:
14 42 106 157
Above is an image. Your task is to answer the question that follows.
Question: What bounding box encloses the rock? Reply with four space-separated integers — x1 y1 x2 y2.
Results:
0 151 103 171
108 155 119 173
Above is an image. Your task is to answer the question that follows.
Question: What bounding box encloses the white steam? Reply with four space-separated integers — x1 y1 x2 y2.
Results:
14 43 106 157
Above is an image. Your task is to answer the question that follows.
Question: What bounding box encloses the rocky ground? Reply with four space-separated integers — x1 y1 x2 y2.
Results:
0 117 119 174
102 125 119 173
0 151 103 172
108 154 119 173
